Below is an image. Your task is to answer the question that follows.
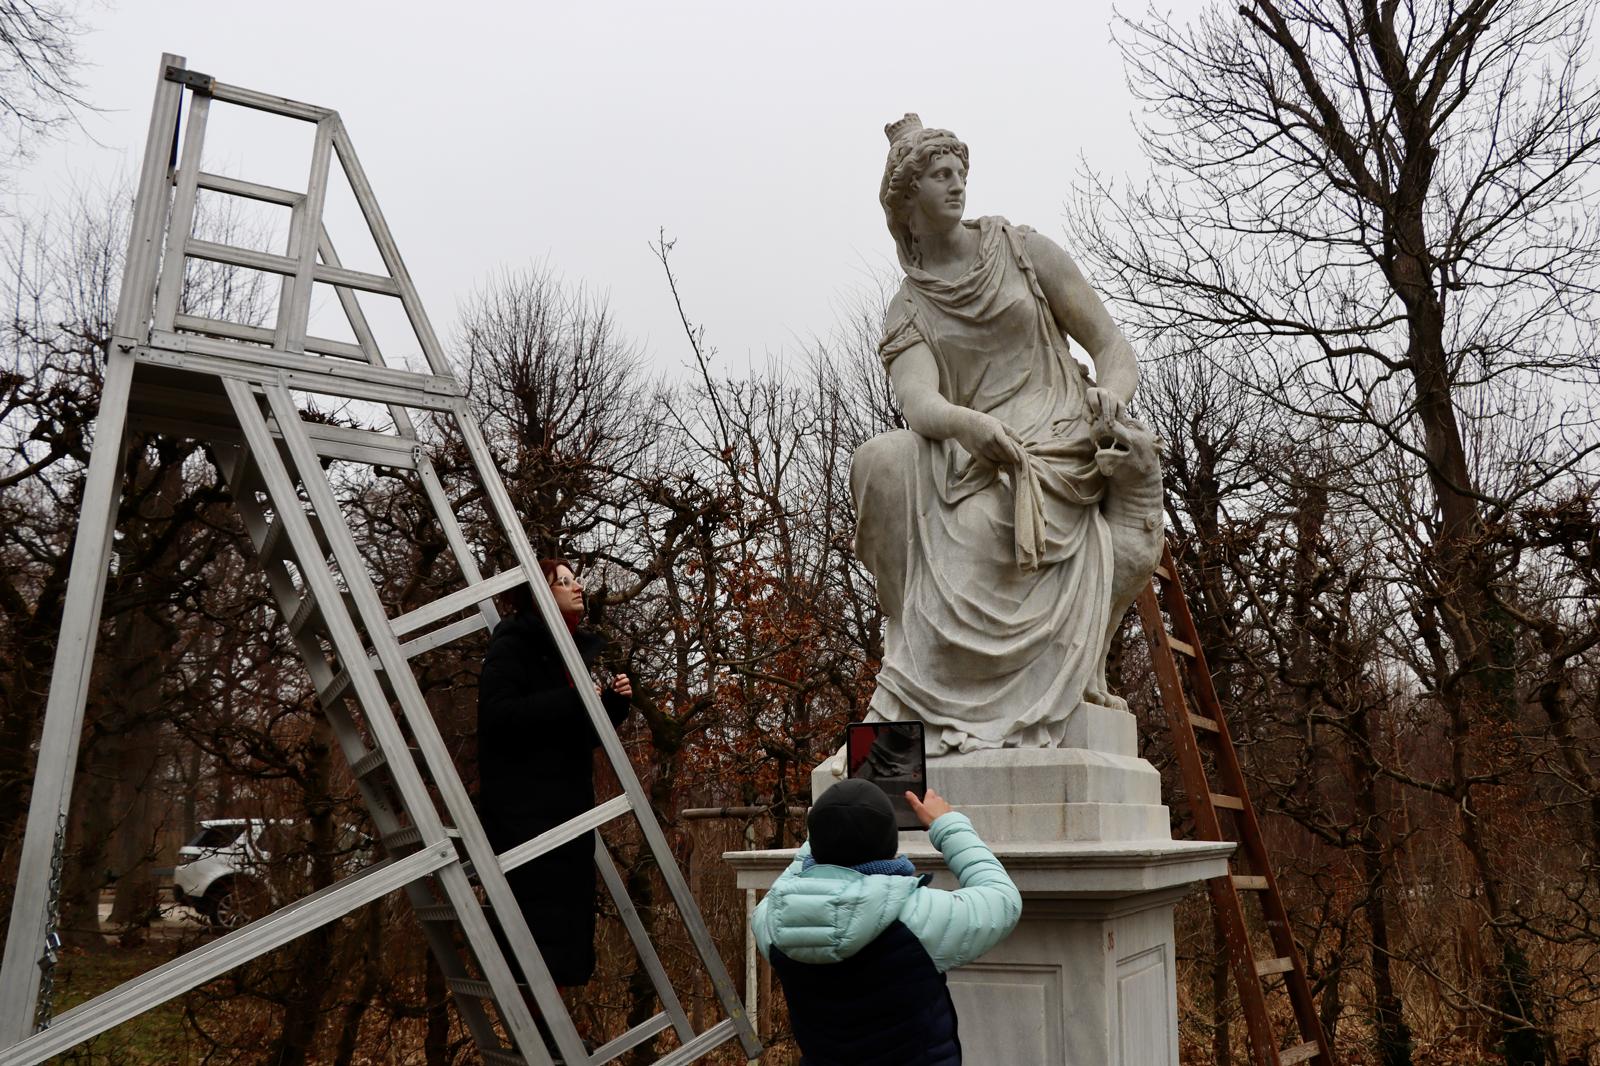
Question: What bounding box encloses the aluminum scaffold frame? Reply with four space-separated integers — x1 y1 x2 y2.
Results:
0 54 761 1066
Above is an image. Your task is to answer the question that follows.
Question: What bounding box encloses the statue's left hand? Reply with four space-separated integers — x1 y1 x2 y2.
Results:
1086 387 1124 439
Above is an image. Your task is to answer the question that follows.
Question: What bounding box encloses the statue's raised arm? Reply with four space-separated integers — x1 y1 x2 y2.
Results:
851 114 1165 754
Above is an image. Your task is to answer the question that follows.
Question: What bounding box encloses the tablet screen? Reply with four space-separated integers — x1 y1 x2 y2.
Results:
845 721 927 832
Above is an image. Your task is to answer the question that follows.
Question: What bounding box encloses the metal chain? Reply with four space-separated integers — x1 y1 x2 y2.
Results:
33 807 68 1032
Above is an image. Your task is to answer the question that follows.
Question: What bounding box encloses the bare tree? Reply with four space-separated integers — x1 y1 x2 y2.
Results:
0 0 87 173
1074 2 1600 1061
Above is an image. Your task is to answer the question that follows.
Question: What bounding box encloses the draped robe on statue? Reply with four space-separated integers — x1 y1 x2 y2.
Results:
851 216 1120 753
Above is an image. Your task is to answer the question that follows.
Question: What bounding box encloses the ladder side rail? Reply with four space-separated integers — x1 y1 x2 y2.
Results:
135 342 462 410
315 230 391 368
224 382 454 845
327 122 451 376
1135 583 1226 844
595 837 698 1045
1160 563 1330 993
224 445 410 824
233 397 555 1064
0 54 185 1045
414 454 500 631
222 445 514 1055
1155 550 1335 1065
1136 576 1282 1066
450 399 763 1057
173 313 367 361
112 55 187 347
150 91 210 332
314 228 426 448
203 79 331 123
256 384 571 1064
275 119 335 353
0 845 455 1066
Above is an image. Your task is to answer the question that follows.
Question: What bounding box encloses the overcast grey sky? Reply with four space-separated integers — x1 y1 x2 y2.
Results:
12 0 1151 376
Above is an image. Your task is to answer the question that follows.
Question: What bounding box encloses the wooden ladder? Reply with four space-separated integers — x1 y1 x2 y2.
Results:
1134 542 1336 1066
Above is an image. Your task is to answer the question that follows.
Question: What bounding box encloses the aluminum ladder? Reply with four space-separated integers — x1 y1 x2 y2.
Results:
0 53 761 1066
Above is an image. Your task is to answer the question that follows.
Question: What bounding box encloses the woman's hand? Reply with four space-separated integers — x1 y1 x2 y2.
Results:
953 410 1025 468
905 786 954 829
1085 387 1124 439
610 674 632 698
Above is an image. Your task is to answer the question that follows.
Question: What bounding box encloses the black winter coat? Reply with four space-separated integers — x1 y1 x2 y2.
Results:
477 610 629 986
769 920 961 1065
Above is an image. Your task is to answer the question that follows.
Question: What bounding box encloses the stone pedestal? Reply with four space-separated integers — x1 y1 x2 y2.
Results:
729 704 1233 1066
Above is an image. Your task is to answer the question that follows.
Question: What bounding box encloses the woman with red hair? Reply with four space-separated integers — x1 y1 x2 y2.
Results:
477 558 631 990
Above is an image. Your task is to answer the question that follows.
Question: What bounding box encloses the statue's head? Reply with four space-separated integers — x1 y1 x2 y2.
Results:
880 114 971 268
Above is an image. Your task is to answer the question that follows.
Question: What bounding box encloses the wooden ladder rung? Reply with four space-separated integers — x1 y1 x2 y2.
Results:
1139 545 1332 1066
1279 1040 1322 1064
1255 956 1295 977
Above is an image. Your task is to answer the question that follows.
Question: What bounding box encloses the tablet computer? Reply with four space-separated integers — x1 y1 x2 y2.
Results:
845 721 927 832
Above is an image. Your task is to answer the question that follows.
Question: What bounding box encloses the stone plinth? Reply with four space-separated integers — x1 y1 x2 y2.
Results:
728 838 1232 1066
733 703 1233 1065
813 704 1174 846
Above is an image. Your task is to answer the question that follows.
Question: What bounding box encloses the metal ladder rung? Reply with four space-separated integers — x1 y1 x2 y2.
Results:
481 1052 528 1066
287 586 357 638
1279 1040 1323 1064
1189 712 1220 733
389 567 529 639
1255 956 1295 977
447 977 497 1000
317 667 353 705
383 825 460 852
258 515 288 561
350 747 388 779
258 508 334 563
414 904 461 923
1211 792 1246 811
382 826 426 852
498 794 634 875
1166 632 1197 657
1232 874 1269 890
589 1010 674 1063
652 1018 741 1066
316 657 386 706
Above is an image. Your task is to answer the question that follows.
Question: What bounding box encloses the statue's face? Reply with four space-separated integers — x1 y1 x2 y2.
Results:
907 152 966 231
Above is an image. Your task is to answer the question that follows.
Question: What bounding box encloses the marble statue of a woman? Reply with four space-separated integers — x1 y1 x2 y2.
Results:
853 114 1165 754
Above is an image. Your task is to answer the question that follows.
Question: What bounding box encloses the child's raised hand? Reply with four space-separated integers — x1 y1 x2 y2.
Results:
905 787 954 829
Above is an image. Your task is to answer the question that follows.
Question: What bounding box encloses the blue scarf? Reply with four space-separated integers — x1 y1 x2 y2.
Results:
803 854 917 877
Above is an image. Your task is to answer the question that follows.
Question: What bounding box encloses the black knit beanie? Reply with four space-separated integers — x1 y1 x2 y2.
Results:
808 779 898 867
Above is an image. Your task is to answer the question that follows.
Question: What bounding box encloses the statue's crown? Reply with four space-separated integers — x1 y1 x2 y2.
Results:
884 113 923 145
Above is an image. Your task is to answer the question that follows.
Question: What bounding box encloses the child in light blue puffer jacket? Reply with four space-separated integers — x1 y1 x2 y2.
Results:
751 780 1021 1066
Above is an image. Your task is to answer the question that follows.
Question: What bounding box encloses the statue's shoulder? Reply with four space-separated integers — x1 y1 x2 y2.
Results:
883 278 916 330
